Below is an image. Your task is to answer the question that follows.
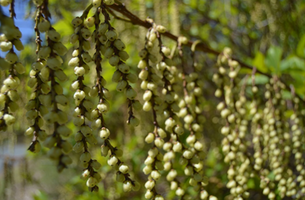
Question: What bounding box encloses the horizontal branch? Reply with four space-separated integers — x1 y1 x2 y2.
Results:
108 3 304 102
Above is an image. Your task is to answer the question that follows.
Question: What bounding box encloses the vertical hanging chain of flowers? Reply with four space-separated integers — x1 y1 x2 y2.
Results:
28 0 72 172
214 48 251 200
249 68 265 174
0 0 24 131
69 0 139 192
138 22 168 200
95 0 139 192
69 4 102 192
177 39 212 200
289 87 305 198
153 23 189 198
260 77 291 199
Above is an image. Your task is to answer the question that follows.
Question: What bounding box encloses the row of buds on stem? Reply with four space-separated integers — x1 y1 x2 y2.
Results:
215 48 251 200
140 23 168 200
0 3 24 131
177 38 211 199
70 6 101 191
27 0 72 172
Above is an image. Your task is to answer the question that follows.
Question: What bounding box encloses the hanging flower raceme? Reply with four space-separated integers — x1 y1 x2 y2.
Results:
176 39 211 199
214 48 251 199
0 3 24 131
137 23 169 200
26 0 72 172
69 6 102 192
94 2 139 192
69 1 139 192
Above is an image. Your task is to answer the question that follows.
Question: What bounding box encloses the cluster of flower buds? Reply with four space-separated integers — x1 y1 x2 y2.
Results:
259 78 297 199
288 96 305 198
214 48 251 199
138 24 171 199
69 1 139 192
70 10 102 191
87 4 141 127
214 47 305 199
95 3 139 193
0 7 24 131
27 0 72 172
176 38 212 199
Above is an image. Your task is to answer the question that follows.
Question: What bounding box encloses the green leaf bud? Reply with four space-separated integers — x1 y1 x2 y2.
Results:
53 42 67 56
80 152 91 163
125 87 137 99
0 41 12 51
145 190 154 199
132 100 142 111
61 140 72 153
138 60 147 69
183 150 194 159
38 19 51 32
107 155 118 166
119 164 129 174
86 177 97 188
57 125 72 137
105 30 118 41
91 160 102 170
154 137 164 148
118 50 129 61
116 80 127 92
151 170 161 181
173 142 182 152
48 146 62 159
84 16 95 27
116 172 125 182
145 180 155 190
145 132 155 143
47 29 61 42
74 116 85 126
122 181 132 192
109 55 120 66
68 57 79 67
176 187 185 196
129 117 140 126
101 144 109 156
97 103 108 113
143 101 152 111
118 63 130 73
73 142 84 153
98 23 108 35
126 73 137 83
3 113 16 125
72 17 83 27
99 127 110 139
166 169 177 181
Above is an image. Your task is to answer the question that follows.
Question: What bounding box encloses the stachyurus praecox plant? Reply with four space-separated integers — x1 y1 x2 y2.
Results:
0 0 305 200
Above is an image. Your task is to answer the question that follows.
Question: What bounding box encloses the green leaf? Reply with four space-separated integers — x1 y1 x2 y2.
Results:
247 74 269 85
297 34 305 58
290 71 305 95
280 56 305 72
253 52 267 73
265 46 283 75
